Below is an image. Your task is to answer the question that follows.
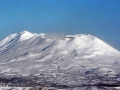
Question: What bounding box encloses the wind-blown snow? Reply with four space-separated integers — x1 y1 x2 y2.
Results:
0 31 120 87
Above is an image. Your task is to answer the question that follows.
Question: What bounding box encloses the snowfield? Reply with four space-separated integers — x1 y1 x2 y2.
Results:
0 31 120 89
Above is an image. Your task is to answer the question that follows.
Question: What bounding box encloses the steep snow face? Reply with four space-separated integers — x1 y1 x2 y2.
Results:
0 31 120 85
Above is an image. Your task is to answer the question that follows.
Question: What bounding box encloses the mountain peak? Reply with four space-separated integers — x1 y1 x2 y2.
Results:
0 30 36 52
20 30 31 34
19 30 35 41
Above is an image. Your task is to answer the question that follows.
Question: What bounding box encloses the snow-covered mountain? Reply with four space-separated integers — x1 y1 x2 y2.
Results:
0 31 120 87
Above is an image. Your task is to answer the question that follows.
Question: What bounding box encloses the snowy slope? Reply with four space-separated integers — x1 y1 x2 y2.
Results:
0 31 120 86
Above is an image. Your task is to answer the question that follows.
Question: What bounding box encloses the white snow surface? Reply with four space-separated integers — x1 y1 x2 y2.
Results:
0 86 31 90
0 30 120 85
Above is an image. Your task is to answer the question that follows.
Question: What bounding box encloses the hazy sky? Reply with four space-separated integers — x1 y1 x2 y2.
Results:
0 0 120 50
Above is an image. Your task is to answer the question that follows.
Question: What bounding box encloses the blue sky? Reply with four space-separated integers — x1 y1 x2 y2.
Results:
0 0 120 50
